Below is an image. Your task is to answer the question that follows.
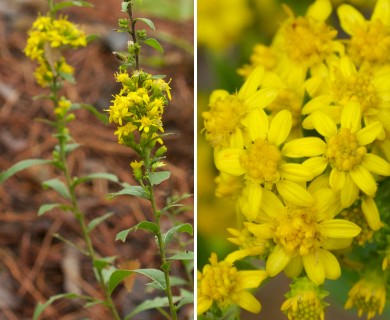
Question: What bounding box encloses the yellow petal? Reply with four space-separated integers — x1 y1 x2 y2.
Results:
277 180 314 206
266 245 291 277
329 168 345 191
246 222 274 239
339 56 357 80
312 111 337 137
306 0 332 22
318 249 341 280
261 188 285 218
240 183 263 221
245 108 269 141
340 173 359 208
214 148 245 176
341 100 361 133
209 89 229 105
236 270 268 290
232 290 262 314
284 256 303 278
302 157 328 177
197 297 213 315
279 163 313 182
323 238 353 250
282 137 326 157
349 166 377 195
337 4 366 36
268 109 292 146
361 153 390 176
321 219 361 238
372 0 390 26
238 65 265 99
303 252 325 285
302 95 334 115
244 87 278 110
312 187 340 219
361 196 382 231
356 121 382 145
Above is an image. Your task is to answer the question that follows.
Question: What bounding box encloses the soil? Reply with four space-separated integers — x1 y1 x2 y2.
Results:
0 0 194 319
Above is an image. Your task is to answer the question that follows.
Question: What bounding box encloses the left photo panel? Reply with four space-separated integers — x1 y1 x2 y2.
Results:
0 0 194 319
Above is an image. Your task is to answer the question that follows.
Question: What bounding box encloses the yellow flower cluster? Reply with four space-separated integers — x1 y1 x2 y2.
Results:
107 71 171 146
200 0 390 318
24 14 86 87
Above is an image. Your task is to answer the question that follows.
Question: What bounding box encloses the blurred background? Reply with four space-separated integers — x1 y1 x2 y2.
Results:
197 0 390 319
0 0 193 319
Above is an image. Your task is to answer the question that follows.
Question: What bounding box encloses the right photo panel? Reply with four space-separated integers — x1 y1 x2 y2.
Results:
197 0 390 319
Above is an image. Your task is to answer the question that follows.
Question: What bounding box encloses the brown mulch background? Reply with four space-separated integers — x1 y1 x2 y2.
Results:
0 0 194 319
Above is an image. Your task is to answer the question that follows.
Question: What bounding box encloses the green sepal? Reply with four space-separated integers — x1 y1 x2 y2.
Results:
107 184 150 200
53 1 93 13
73 173 119 188
42 178 71 200
149 171 170 186
87 212 114 233
134 18 155 30
0 159 52 183
33 293 94 320
162 223 193 247
38 203 71 216
167 251 194 261
107 268 166 294
116 221 158 242
143 38 164 54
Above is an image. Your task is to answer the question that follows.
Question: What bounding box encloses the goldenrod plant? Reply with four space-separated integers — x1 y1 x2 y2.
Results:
199 0 390 319
0 0 193 319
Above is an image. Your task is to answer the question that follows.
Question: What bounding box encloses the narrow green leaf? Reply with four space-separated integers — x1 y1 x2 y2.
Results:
0 159 52 183
71 103 108 124
143 38 164 54
163 223 193 246
107 185 149 200
170 276 188 286
74 173 119 188
86 34 99 43
167 251 194 260
64 143 80 154
59 71 75 84
33 293 92 320
53 1 93 12
116 221 158 242
176 289 194 310
108 269 132 294
135 17 155 30
87 212 114 233
93 256 117 270
149 171 170 186
38 203 69 216
124 296 181 319
42 178 71 200
161 193 192 213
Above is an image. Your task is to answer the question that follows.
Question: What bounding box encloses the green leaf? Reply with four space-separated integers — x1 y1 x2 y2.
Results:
167 251 194 260
163 223 193 247
33 293 92 320
135 18 155 30
121 1 130 12
86 34 100 43
87 212 114 233
107 185 149 200
176 289 194 310
93 256 117 270
107 269 132 294
42 178 71 200
161 193 192 213
58 71 75 84
38 203 69 216
53 1 93 12
170 276 188 286
71 103 108 124
149 171 170 186
73 173 119 188
143 38 164 54
64 143 80 154
116 221 158 242
124 296 181 319
0 159 52 183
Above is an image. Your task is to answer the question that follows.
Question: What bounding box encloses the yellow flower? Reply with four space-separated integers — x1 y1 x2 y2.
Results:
338 0 390 67
345 269 387 319
202 66 278 148
238 44 278 77
281 276 328 320
285 101 390 207
215 109 314 206
246 186 360 285
214 172 243 199
197 252 268 315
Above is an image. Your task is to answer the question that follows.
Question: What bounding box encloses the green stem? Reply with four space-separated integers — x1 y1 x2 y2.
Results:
51 77 121 320
127 1 140 70
144 151 177 320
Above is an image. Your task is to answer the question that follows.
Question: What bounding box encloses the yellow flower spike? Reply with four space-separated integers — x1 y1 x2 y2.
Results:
345 269 387 319
197 252 267 315
282 276 329 320
248 185 360 284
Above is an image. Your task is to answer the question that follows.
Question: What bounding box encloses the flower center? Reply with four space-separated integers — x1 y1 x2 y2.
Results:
275 206 324 256
326 128 367 171
239 138 282 184
200 261 237 305
349 20 390 66
283 16 337 66
203 94 246 147
341 207 373 246
331 74 379 113
286 294 324 320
